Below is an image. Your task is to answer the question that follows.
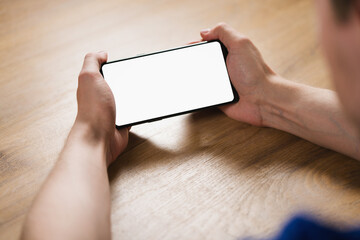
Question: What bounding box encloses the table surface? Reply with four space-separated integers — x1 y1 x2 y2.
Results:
1 0 360 239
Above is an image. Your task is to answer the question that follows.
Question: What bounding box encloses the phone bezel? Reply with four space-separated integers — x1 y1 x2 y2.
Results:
100 40 239 128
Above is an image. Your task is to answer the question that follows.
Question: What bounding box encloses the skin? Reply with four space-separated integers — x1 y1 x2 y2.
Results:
21 1 360 239
315 0 360 134
200 22 360 160
21 52 129 240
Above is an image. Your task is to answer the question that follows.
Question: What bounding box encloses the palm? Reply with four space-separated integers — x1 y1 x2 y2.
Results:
99 80 129 165
220 40 272 127
108 128 128 166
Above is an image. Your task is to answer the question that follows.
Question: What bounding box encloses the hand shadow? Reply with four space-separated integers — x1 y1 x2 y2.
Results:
109 107 360 192
108 131 179 182
184 108 360 191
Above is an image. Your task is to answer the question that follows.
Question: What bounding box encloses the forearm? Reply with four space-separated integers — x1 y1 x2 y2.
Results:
21 122 111 240
261 76 360 160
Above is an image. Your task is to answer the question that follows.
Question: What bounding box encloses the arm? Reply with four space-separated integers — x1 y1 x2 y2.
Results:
21 52 129 240
262 76 359 160
201 23 360 160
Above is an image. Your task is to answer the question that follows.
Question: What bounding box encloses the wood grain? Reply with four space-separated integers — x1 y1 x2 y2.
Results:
1 0 360 239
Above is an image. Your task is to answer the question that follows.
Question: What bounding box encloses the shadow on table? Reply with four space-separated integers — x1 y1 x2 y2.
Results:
108 107 360 191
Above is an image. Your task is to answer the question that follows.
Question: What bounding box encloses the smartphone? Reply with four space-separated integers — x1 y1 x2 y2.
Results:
101 41 238 128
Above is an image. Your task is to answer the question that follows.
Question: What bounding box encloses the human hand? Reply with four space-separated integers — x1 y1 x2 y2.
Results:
201 23 276 126
75 51 128 166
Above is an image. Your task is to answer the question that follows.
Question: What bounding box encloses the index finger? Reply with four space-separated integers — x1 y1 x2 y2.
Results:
200 23 243 50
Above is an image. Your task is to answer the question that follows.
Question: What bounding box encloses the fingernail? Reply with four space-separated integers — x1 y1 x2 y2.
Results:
200 28 210 34
98 50 106 54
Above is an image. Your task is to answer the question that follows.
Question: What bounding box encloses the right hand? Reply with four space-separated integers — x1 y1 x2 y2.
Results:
201 23 276 126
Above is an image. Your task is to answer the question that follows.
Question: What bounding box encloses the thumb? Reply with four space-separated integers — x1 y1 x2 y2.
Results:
200 23 241 50
81 51 108 74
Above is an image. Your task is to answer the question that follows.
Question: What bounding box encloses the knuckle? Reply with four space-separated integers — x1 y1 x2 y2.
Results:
78 70 100 80
84 52 96 59
216 22 227 29
235 36 251 46
214 22 228 32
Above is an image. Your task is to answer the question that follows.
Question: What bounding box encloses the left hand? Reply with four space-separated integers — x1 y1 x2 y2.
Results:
76 51 129 166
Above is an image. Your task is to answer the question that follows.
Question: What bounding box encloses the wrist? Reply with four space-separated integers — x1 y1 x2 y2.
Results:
70 120 110 149
56 120 111 168
259 75 303 130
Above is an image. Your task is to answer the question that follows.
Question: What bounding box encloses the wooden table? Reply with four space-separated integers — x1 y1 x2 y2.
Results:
1 0 360 239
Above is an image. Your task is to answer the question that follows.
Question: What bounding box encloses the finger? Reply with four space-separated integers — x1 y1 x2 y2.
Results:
80 51 108 74
186 39 204 45
200 23 241 49
118 127 129 136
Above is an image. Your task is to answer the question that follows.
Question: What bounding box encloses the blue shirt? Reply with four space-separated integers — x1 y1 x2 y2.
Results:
271 216 360 240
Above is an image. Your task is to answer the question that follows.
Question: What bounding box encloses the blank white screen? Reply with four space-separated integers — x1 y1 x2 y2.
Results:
102 41 234 126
